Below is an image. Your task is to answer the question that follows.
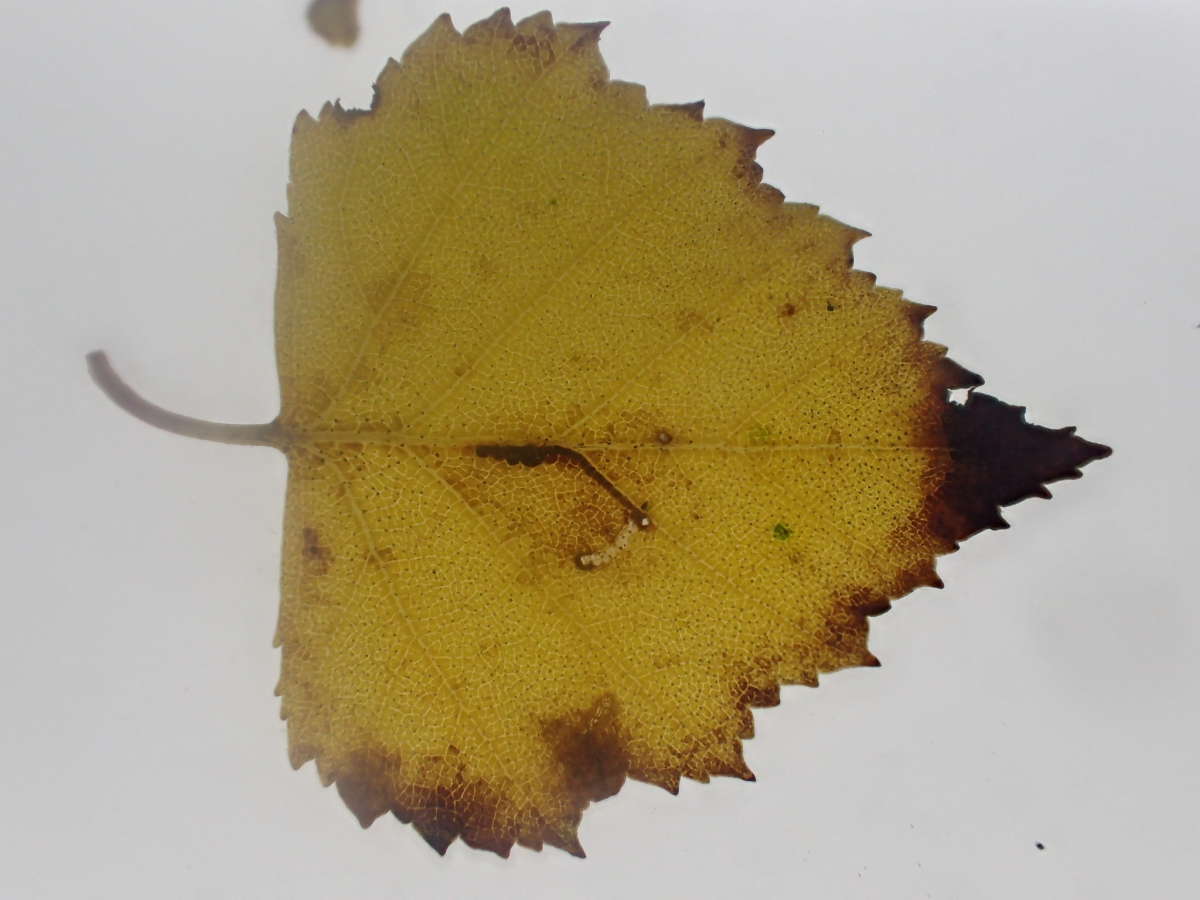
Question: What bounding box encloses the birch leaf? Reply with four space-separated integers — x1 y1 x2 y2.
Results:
89 7 1110 858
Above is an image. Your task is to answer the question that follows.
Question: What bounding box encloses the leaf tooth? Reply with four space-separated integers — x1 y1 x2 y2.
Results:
462 7 515 42
290 109 317 137
757 184 786 204
287 739 316 771
846 224 872 244
412 819 457 856
902 558 944 591
461 830 514 857
316 98 373 126
515 10 555 33
931 356 985 393
740 125 775 150
850 269 878 289
633 768 682 795
516 833 545 853
374 56 402 92
430 11 460 38
544 827 587 858
559 19 610 50
403 11 461 60
904 299 938 327
656 99 706 122
709 743 757 782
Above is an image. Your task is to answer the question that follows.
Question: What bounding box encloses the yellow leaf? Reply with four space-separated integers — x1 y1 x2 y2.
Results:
88 8 1110 858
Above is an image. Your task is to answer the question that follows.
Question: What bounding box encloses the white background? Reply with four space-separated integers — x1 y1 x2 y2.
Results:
2 0 1196 897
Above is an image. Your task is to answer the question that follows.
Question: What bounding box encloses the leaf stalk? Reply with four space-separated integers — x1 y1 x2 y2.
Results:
86 350 282 448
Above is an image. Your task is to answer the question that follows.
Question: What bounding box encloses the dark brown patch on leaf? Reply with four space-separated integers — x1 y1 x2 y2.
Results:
544 696 628 801
542 693 630 813
779 301 797 317
328 746 581 857
927 392 1111 545
301 526 332 574
324 697 636 858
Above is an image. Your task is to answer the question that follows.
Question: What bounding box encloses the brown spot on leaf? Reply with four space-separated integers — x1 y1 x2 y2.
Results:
301 526 332 574
675 307 713 334
779 301 797 317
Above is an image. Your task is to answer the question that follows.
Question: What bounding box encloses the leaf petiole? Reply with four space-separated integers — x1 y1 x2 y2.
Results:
86 350 282 448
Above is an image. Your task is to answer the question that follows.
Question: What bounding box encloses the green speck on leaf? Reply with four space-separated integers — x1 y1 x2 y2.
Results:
773 523 792 541
748 424 773 446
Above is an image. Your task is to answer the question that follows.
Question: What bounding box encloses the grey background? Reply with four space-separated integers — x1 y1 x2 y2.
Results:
2 0 1195 897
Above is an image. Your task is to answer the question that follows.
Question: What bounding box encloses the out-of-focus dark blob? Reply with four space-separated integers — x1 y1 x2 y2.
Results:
307 0 359 47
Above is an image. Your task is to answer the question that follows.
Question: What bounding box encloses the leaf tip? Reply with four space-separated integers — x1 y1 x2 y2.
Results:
923 392 1111 545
